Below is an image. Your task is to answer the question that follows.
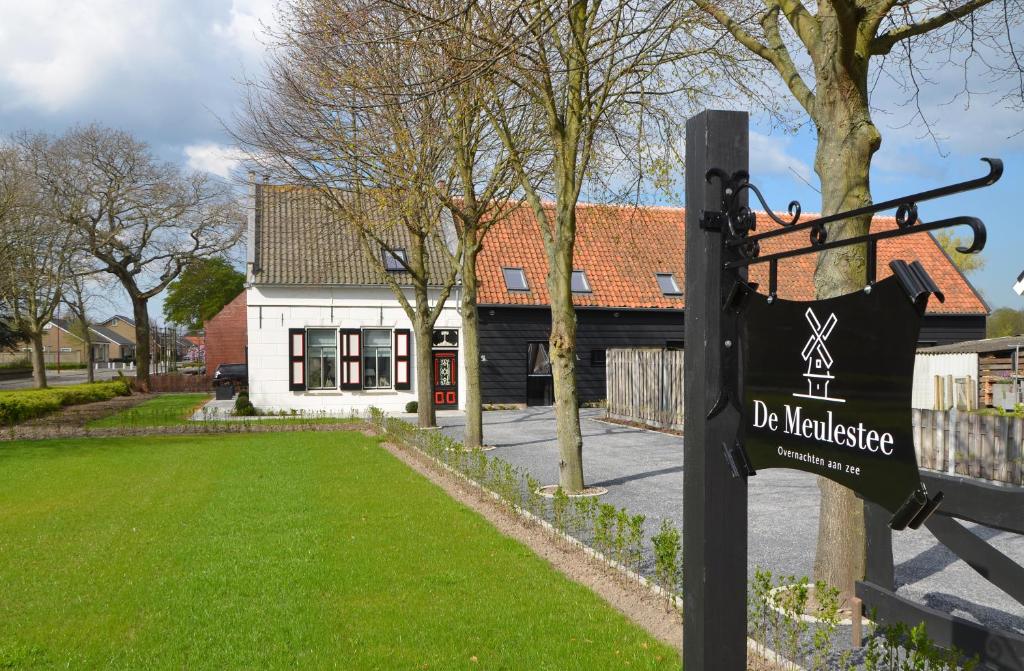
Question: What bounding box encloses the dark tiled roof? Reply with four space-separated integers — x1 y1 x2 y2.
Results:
101 315 135 326
49 319 134 345
920 336 1024 354
252 185 453 286
90 324 134 346
476 204 988 316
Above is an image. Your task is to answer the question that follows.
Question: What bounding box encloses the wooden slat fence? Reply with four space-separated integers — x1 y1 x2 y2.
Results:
914 409 1024 486
606 348 684 430
144 374 213 393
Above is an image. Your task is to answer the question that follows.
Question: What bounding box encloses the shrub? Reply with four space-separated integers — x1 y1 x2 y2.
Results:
234 393 257 417
652 519 682 606
405 401 418 413
0 380 132 425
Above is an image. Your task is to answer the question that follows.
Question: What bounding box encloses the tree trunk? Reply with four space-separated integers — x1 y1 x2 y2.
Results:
29 329 47 389
85 335 95 383
132 296 151 392
462 244 483 449
548 204 584 493
414 319 436 428
809 64 881 601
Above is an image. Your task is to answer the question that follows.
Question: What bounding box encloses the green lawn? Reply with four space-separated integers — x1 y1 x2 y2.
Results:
0 432 678 669
86 392 212 427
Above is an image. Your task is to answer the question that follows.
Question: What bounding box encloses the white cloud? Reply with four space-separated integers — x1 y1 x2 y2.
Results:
212 0 278 60
749 132 815 185
0 0 170 112
184 142 246 178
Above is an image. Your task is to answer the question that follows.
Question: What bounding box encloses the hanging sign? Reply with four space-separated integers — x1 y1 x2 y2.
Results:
740 271 941 528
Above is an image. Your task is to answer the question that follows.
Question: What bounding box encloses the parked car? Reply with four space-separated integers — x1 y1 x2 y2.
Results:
213 363 248 389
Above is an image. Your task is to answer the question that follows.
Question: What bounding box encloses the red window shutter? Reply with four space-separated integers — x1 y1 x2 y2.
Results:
340 329 362 390
394 329 411 390
288 329 306 391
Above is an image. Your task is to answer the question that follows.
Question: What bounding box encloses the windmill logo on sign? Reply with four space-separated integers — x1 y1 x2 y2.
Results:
793 307 845 403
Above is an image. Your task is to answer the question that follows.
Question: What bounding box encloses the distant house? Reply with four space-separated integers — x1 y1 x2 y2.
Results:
240 178 988 413
0 318 135 366
205 292 246 379
183 333 205 363
97 315 137 361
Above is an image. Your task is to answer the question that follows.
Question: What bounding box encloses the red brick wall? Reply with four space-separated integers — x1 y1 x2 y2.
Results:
204 291 247 380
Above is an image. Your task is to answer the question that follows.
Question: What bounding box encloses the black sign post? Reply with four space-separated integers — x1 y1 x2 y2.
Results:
682 109 749 671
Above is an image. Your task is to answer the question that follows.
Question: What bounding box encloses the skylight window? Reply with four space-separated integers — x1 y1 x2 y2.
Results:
502 267 529 292
571 270 591 294
382 248 407 271
656 273 681 296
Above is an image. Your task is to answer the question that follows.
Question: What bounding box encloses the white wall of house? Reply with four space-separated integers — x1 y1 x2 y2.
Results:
246 284 465 415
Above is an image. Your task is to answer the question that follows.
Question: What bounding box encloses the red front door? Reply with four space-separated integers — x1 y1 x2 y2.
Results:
432 351 458 409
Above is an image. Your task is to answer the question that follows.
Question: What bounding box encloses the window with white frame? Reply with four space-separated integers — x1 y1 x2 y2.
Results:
362 329 393 389
306 329 338 389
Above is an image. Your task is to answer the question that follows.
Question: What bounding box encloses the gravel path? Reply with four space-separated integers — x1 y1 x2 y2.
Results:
426 407 1024 638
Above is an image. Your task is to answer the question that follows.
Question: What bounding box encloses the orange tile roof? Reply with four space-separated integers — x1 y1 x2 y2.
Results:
476 203 987 315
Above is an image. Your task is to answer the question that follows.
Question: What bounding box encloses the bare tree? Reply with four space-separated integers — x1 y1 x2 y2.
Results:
447 0 722 492
62 259 115 384
388 0 540 447
692 0 1023 596
34 126 242 391
0 138 76 388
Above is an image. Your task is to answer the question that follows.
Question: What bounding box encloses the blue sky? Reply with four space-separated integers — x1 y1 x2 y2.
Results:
1 0 1021 318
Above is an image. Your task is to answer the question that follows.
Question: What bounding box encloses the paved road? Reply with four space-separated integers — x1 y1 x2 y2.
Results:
0 368 132 390
428 407 1024 637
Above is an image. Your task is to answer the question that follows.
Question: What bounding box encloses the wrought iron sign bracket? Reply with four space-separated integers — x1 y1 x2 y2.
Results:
700 158 1004 521
704 157 1001 291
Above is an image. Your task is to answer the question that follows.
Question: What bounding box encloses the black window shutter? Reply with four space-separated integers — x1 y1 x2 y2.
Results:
288 329 306 391
340 329 362 390
394 329 411 390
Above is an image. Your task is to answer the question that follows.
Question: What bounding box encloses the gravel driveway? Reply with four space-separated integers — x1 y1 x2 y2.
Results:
430 406 1024 637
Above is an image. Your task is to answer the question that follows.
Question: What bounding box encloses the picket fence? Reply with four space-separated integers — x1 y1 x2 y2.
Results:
606 348 685 430
913 408 1024 486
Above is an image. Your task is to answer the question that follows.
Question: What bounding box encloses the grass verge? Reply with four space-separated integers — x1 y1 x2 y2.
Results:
0 431 678 669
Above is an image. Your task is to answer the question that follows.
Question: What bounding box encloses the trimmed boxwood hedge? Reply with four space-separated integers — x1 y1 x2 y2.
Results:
0 380 132 426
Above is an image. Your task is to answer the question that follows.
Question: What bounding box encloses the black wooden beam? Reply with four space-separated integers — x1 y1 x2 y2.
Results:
683 110 749 670
857 580 1024 670
864 502 895 590
922 471 1024 535
924 515 1024 607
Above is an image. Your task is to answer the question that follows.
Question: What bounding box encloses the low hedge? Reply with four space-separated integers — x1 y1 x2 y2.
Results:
0 380 132 426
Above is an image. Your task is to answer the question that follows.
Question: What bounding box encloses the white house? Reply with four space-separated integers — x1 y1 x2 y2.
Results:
244 182 465 415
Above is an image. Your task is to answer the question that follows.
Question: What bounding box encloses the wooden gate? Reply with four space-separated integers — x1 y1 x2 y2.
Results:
606 348 684 430
859 473 1024 669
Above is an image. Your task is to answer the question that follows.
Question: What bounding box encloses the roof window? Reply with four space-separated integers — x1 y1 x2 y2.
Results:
656 273 681 296
571 270 591 294
382 248 407 272
502 267 529 292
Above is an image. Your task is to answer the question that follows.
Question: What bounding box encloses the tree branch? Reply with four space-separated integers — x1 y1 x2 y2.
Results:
871 0 999 54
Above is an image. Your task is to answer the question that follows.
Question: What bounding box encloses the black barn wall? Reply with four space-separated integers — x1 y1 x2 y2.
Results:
477 306 983 405
918 314 986 346
478 306 684 405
